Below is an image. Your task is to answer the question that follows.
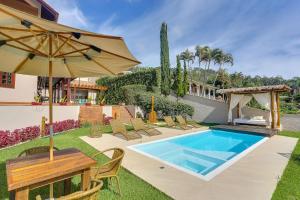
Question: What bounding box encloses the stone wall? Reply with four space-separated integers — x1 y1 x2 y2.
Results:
169 95 229 123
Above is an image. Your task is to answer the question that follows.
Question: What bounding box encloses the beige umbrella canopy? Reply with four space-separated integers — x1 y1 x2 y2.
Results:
0 4 140 160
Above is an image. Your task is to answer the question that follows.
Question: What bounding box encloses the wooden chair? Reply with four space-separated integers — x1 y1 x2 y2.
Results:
130 118 161 136
110 119 142 140
176 115 202 128
91 148 125 196
163 116 190 130
18 146 59 157
36 179 103 200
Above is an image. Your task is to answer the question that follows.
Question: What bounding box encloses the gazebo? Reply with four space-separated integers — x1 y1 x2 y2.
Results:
217 85 291 129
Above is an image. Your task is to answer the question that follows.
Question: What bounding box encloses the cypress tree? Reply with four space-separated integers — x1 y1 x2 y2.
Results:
160 22 171 96
183 60 188 95
173 55 184 99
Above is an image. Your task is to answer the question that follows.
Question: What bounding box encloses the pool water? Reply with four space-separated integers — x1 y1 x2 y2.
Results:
130 130 266 179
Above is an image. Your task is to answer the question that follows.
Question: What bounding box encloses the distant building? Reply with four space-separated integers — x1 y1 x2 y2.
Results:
0 0 58 104
188 80 218 100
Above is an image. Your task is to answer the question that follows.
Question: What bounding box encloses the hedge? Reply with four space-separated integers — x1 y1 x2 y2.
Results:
134 93 194 118
121 85 194 118
96 68 160 104
0 119 80 149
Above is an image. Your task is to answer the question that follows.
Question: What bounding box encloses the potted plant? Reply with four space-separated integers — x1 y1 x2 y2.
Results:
32 95 42 105
100 97 106 106
59 96 67 105
85 97 92 106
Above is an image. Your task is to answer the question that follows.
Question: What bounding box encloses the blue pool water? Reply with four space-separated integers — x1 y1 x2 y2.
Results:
131 130 265 177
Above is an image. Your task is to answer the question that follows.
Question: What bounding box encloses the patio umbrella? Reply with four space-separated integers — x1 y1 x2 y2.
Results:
0 4 140 160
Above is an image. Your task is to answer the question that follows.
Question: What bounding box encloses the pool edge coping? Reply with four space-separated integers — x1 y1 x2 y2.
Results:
127 129 269 181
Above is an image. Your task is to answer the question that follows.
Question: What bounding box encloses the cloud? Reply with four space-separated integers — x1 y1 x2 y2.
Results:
96 14 123 36
45 0 300 78
45 0 90 29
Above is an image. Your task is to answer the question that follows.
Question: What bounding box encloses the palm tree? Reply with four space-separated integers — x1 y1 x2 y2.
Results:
195 45 202 81
200 46 213 83
212 49 233 86
180 49 194 83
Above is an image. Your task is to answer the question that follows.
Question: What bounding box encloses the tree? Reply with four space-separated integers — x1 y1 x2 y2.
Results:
183 59 188 94
200 46 213 83
212 48 233 86
195 45 203 83
173 55 184 99
160 22 171 96
230 72 244 87
180 49 194 82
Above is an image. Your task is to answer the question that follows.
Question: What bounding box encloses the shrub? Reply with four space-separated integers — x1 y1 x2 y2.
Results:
96 68 160 104
0 119 80 149
102 114 113 125
134 93 194 118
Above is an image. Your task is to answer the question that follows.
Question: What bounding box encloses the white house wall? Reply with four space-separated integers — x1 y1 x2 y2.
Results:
0 74 37 102
0 105 80 131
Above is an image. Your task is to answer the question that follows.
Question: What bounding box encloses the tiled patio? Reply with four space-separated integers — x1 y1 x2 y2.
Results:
81 127 297 200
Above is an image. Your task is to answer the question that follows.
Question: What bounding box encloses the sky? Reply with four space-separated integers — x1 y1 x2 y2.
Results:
45 0 300 79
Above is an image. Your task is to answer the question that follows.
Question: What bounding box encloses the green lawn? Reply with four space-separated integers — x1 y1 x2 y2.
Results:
0 127 171 200
2 127 299 200
272 130 300 200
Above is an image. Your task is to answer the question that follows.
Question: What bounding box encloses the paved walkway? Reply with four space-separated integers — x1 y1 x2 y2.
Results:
81 127 297 200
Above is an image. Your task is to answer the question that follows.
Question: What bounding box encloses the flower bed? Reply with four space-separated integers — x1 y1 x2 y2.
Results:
0 119 80 149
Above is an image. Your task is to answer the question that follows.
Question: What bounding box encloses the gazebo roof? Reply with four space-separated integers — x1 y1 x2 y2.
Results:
217 84 291 94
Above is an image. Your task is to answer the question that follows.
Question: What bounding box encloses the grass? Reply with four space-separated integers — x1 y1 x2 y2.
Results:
0 128 171 200
272 130 300 200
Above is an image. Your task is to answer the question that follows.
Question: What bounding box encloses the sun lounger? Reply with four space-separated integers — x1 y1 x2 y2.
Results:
164 116 190 130
110 119 142 140
130 118 161 136
176 115 202 128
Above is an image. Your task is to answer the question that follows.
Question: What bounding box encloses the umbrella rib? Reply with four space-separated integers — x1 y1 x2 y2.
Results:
0 26 43 33
58 32 123 40
3 33 44 43
52 34 73 56
0 31 47 56
13 36 48 73
55 47 90 57
53 38 74 77
59 34 140 64
0 6 46 31
5 43 44 56
60 38 115 75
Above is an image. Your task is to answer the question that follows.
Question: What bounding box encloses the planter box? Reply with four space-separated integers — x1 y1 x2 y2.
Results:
31 102 42 106
59 102 67 106
85 103 92 106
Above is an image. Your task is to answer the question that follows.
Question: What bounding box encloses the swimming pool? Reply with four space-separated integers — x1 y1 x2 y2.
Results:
129 129 267 181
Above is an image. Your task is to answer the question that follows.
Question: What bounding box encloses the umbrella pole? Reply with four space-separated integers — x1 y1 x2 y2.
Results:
49 61 53 160
48 33 54 199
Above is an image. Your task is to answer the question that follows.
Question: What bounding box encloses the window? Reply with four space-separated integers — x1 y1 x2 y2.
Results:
0 72 15 88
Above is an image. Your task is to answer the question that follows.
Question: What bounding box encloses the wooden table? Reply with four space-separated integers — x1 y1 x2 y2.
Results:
6 148 97 200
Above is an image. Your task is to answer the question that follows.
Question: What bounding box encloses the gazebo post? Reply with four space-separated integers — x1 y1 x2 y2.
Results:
237 103 240 118
270 91 275 129
276 92 281 129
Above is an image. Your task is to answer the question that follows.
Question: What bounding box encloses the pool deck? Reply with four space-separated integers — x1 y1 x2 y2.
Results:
81 127 297 200
213 124 278 137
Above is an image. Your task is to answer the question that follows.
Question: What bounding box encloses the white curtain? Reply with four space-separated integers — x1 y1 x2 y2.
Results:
252 93 271 125
228 94 244 122
239 95 253 118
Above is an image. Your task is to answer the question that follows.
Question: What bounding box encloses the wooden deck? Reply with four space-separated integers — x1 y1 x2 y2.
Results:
212 125 278 137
